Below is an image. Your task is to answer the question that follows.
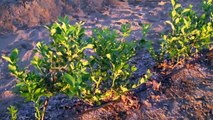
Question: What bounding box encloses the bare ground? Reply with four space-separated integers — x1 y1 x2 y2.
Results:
0 0 212 120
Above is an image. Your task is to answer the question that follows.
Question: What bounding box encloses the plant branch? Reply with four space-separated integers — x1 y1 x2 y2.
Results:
41 98 49 120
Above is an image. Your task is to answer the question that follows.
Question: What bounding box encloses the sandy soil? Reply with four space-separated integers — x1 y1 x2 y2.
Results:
0 0 212 119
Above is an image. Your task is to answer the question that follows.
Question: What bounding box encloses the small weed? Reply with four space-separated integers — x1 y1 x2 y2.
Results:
7 105 17 120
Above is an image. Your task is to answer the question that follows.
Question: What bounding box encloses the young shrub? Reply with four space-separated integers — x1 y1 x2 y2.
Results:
2 16 151 119
83 26 137 103
161 0 213 62
2 16 92 120
65 23 152 104
2 48 47 120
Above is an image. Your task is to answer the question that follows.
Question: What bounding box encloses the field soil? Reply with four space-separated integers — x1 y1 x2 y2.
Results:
0 0 212 120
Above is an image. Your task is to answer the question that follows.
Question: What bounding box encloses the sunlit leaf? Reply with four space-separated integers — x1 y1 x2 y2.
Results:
64 73 75 86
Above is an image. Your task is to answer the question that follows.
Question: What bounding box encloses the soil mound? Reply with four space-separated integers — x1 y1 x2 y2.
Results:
0 0 120 33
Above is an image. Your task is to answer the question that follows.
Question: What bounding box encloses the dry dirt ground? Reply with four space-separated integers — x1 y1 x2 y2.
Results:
0 0 212 120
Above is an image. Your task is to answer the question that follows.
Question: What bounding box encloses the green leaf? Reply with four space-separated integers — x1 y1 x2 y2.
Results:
64 73 75 86
171 0 176 7
139 78 146 84
120 86 129 92
36 42 42 49
175 18 180 24
171 10 177 18
51 29 56 35
131 65 137 72
2 56 12 63
80 59 89 66
181 26 186 34
10 48 19 61
183 18 190 28
175 4 181 9
181 8 191 14
106 54 111 60
82 44 94 50
132 84 137 89
165 21 175 31
8 64 17 72
35 88 42 95
62 23 67 32
56 52 63 56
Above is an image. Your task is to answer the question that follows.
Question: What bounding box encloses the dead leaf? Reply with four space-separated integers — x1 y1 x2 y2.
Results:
151 95 161 102
158 1 167 6
143 100 152 108
152 80 161 91
206 104 213 109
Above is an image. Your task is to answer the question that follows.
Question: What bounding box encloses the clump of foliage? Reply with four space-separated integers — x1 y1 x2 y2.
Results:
2 17 151 120
160 0 213 62
7 105 18 120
